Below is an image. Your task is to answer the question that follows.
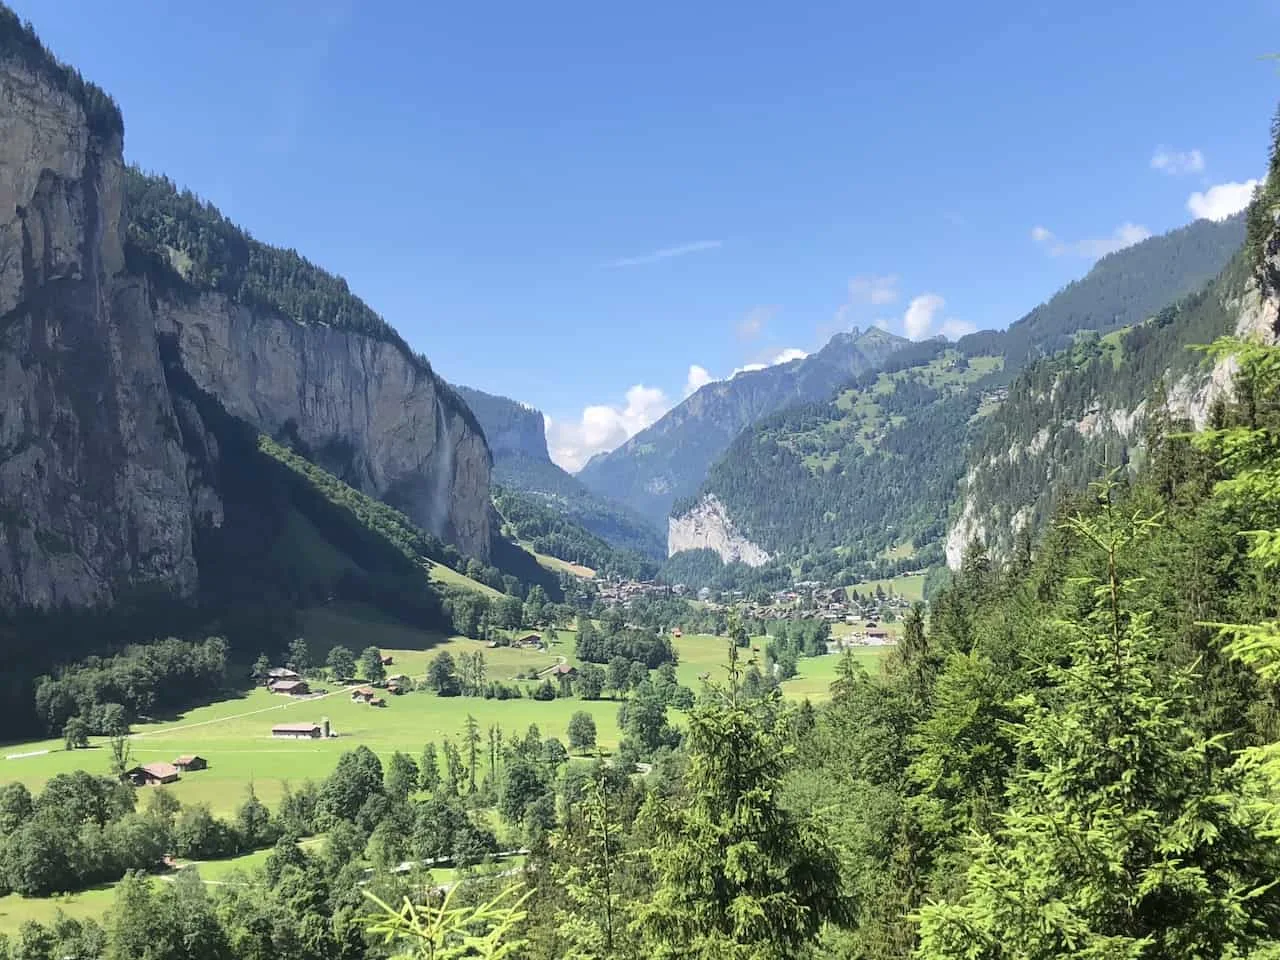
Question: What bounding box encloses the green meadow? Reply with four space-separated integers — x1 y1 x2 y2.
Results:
1 621 888 816
0 613 890 934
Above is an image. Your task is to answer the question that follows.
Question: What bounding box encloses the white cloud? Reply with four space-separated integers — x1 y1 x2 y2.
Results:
847 274 900 305
730 347 808 378
547 384 671 471
1187 179 1260 221
940 319 977 339
1151 146 1205 176
684 364 714 397
1031 221 1152 258
736 305 777 340
904 294 945 339
608 240 722 268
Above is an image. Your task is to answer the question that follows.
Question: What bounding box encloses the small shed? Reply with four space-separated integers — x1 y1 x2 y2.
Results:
272 722 322 739
544 663 578 679
369 696 386 708
351 686 377 701
270 679 310 696
379 653 394 666
173 755 207 772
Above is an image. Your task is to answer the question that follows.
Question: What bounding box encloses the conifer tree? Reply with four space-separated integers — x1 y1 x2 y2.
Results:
916 479 1280 958
632 612 849 958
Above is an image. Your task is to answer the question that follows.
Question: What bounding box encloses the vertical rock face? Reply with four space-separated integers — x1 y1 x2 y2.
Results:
156 294 491 557
0 53 493 609
0 61 197 606
668 495 770 567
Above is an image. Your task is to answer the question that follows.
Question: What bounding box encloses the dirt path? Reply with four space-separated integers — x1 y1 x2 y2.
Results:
127 685 358 741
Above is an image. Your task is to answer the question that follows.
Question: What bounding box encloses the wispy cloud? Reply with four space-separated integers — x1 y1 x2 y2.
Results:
1031 222 1151 259
608 240 723 268
1151 146 1205 176
1187 180 1260 221
737 305 778 340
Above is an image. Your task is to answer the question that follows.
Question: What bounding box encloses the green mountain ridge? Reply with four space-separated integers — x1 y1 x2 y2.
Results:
576 325 912 528
947 247 1259 566
675 212 1247 585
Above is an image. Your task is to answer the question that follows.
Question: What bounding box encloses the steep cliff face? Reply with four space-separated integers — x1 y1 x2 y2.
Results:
156 293 491 557
945 247 1278 569
0 59 197 607
0 38 493 609
668 495 770 567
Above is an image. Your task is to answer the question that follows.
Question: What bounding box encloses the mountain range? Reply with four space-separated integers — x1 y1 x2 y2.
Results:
663 213 1248 584
575 326 910 528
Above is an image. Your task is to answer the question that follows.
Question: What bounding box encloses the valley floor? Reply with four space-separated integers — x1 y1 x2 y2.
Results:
0 608 891 935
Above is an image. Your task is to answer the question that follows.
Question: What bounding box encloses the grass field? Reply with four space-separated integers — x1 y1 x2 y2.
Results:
846 574 926 604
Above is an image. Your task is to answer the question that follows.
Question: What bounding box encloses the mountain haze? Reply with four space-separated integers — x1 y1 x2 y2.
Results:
454 385 666 560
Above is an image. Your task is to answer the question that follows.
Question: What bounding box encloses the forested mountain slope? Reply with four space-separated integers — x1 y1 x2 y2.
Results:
675 214 1246 582
453 385 666 558
576 327 909 527
948 246 1272 565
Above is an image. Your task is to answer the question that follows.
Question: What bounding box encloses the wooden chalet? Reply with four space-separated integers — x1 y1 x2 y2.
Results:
173 755 207 772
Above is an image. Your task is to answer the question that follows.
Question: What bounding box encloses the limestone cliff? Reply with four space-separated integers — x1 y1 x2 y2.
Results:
0 56 197 608
668 495 770 567
0 30 492 608
155 292 491 557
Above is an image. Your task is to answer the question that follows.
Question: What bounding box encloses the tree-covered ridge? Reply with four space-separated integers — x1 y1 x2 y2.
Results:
257 435 461 572
954 249 1251 564
0 3 122 138
576 325 912 528
959 211 1245 368
493 484 658 580
124 169 481 436
682 347 1004 582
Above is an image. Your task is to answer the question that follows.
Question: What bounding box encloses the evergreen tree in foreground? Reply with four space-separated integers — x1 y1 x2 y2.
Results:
916 478 1280 959
632 612 850 959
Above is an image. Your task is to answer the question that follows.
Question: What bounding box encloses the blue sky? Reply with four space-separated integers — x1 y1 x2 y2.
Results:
15 0 1280 468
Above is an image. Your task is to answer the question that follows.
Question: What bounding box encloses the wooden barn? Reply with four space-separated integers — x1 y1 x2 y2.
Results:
126 762 180 786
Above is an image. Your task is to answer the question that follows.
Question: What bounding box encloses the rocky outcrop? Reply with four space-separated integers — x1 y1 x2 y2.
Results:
0 59 197 607
945 250 1280 571
668 495 770 567
156 293 491 557
0 49 492 609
